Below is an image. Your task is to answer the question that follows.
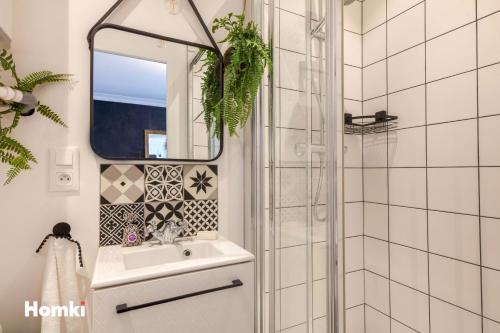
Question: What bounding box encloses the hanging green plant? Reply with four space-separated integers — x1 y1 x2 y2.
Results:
200 12 271 138
0 49 71 184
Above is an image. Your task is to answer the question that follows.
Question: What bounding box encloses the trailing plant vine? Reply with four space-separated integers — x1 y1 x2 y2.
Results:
0 49 71 184
200 12 271 137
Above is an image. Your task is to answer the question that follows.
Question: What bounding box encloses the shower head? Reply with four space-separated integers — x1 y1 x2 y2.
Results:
344 0 357 5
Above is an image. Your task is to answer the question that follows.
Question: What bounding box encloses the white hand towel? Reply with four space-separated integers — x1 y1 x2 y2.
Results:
41 238 90 333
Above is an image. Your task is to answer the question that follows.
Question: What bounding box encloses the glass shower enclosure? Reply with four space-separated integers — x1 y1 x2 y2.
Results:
254 0 343 332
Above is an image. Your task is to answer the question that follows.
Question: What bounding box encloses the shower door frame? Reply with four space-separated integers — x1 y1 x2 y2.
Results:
248 0 344 332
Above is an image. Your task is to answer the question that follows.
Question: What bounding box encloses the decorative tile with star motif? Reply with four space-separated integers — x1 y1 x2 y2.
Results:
183 165 218 200
145 165 184 202
100 165 144 204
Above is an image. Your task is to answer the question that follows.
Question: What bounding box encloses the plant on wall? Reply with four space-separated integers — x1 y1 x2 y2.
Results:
200 12 271 138
0 49 71 184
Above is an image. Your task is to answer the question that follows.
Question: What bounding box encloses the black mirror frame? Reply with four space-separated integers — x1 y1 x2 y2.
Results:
87 0 224 162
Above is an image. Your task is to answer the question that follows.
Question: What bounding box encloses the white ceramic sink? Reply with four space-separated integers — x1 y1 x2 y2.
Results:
91 238 254 289
124 241 223 270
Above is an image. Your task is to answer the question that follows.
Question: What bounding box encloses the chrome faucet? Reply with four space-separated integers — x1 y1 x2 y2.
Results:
146 220 189 245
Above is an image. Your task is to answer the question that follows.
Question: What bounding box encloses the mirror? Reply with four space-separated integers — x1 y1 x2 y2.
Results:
90 26 223 161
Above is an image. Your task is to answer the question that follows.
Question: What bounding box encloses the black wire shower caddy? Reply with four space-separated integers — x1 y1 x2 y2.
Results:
344 111 398 135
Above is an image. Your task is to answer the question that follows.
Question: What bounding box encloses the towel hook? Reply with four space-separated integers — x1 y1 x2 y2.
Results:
36 222 84 268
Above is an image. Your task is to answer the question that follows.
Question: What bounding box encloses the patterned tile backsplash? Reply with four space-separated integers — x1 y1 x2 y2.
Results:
99 164 218 246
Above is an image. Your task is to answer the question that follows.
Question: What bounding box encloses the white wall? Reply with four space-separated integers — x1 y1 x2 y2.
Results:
0 0 245 332
0 0 13 48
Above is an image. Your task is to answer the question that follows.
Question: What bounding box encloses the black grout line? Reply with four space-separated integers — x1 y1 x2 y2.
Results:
363 267 500 325
361 57 500 104
360 2 367 331
345 97 363 103
344 28 362 36
362 0 424 36
346 303 364 311
365 303 421 333
362 233 500 275
345 63 362 69
475 1 485 332
364 200 500 221
423 1 432 330
384 1 392 330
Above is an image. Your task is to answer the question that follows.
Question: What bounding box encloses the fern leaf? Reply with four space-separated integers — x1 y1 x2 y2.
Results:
4 156 31 185
17 71 71 92
0 49 19 82
0 135 37 163
0 150 16 165
37 104 67 127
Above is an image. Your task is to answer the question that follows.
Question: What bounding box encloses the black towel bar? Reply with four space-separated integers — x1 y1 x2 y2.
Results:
116 279 244 314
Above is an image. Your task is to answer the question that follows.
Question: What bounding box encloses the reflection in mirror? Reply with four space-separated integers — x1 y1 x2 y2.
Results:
91 27 221 160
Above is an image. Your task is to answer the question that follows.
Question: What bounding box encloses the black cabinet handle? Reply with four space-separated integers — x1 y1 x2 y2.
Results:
116 279 244 314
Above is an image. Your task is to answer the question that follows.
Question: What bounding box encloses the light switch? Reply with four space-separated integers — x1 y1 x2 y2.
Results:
55 149 73 166
49 147 79 192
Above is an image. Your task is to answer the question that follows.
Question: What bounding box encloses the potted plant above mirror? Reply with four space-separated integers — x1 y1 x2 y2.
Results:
0 49 71 184
200 13 271 138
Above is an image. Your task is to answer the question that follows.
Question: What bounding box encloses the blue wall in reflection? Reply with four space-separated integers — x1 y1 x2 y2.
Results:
92 100 166 159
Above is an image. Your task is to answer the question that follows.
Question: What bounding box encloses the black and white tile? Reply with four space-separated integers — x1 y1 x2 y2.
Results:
99 164 219 245
145 165 184 202
99 203 145 246
144 201 184 240
100 165 144 204
183 165 218 200
183 200 218 237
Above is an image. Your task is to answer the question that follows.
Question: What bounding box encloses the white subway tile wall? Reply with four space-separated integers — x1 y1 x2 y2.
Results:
344 0 500 332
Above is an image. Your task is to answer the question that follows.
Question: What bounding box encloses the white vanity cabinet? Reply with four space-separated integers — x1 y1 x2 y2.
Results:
91 261 254 333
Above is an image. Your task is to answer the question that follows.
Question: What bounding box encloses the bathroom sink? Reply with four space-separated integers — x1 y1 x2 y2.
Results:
91 238 254 289
123 241 223 270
